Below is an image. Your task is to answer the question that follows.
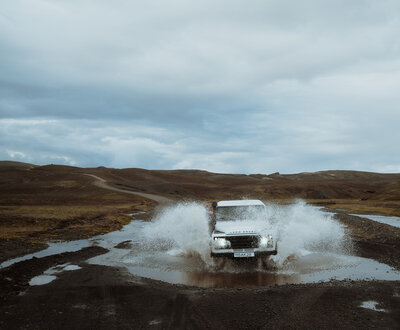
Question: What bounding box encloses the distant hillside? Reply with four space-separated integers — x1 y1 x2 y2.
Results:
85 167 400 202
0 161 37 168
1 161 399 202
1 161 400 265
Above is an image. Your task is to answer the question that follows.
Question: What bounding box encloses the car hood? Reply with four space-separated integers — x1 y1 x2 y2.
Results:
215 220 266 235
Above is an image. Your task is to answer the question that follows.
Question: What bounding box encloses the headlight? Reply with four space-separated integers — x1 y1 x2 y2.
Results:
259 235 273 248
259 236 269 247
213 237 231 249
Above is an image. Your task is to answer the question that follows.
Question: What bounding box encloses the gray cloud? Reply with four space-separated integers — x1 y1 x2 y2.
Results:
1 0 400 173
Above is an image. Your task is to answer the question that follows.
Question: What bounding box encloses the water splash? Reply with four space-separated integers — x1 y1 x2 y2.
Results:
266 200 351 265
5 200 398 288
85 201 398 287
141 202 212 265
136 200 351 268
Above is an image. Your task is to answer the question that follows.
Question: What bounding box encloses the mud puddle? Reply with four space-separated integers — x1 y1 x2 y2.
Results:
88 222 400 288
349 214 400 228
90 202 400 287
0 213 146 269
360 301 387 312
309 204 400 228
28 264 82 286
2 204 400 288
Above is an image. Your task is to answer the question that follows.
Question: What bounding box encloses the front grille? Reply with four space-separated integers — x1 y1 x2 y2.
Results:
226 235 259 249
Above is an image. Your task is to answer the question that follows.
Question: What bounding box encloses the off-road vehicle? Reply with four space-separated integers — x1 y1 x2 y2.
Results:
210 200 277 258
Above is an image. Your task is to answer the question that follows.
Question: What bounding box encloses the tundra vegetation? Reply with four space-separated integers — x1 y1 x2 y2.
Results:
1 161 399 262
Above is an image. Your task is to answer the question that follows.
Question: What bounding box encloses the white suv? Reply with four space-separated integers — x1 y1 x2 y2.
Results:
210 200 277 258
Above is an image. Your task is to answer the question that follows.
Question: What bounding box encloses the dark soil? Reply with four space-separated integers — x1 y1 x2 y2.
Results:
0 238 48 264
0 260 399 329
114 240 133 249
0 246 108 301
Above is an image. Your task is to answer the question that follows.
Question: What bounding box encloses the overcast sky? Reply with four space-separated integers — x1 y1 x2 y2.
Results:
1 0 400 173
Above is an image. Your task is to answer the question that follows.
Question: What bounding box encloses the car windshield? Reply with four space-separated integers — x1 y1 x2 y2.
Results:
215 205 265 221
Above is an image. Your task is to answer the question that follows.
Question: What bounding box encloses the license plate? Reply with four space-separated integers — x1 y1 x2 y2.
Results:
234 252 255 258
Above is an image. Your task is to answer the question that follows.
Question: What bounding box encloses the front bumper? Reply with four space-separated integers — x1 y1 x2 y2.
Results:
211 248 277 258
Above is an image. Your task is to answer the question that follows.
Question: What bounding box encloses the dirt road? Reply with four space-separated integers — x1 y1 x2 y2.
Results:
84 174 172 205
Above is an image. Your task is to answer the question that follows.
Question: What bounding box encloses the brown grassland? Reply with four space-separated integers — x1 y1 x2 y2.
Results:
1 161 400 329
1 160 400 262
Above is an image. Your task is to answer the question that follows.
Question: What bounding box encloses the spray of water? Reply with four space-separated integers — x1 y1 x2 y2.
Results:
140 200 351 270
142 202 212 264
84 201 400 287
265 200 351 265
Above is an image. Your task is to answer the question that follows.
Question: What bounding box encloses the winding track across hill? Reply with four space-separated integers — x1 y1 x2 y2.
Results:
84 174 172 205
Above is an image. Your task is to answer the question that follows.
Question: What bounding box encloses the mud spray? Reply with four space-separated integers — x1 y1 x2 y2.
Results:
140 200 351 269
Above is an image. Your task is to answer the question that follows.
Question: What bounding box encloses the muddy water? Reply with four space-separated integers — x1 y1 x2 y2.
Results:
2 205 400 288
360 301 387 312
349 214 400 228
28 264 81 286
88 220 400 288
